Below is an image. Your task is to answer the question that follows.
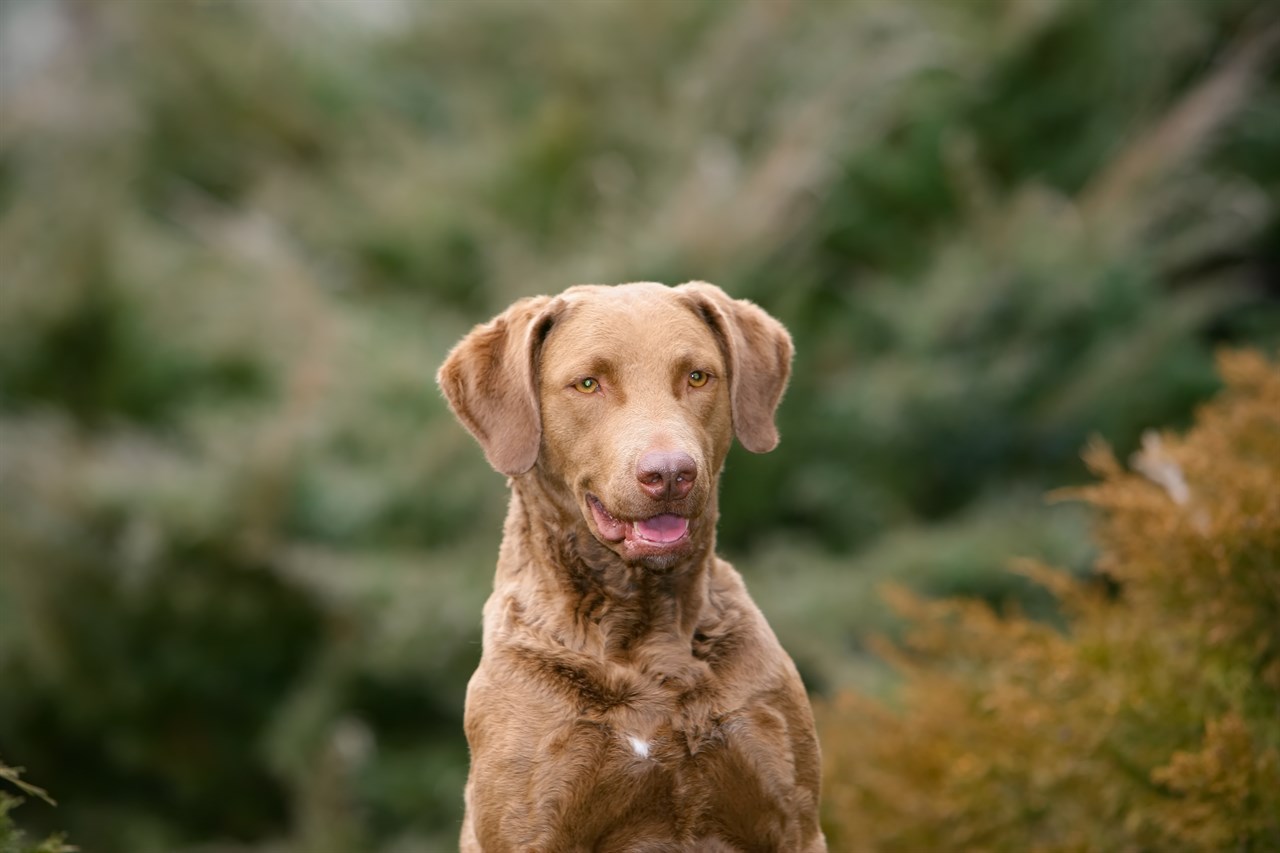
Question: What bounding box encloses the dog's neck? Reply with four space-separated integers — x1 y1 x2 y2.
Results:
499 474 717 663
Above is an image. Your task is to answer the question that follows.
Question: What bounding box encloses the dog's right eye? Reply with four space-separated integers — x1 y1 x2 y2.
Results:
573 378 600 394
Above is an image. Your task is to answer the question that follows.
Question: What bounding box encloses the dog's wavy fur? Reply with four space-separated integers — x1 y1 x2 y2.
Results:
438 282 825 852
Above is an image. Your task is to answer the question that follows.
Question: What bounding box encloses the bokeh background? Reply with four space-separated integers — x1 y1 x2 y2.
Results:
1 0 1278 850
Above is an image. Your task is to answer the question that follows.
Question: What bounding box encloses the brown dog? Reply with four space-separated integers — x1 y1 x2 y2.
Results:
438 282 825 851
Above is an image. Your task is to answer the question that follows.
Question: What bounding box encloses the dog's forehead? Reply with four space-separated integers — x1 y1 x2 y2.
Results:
547 284 718 361
559 282 690 319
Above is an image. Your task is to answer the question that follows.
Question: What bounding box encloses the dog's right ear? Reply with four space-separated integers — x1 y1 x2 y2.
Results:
437 296 558 476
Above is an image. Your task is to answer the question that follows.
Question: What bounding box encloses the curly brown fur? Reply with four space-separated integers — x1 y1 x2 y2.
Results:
438 282 825 852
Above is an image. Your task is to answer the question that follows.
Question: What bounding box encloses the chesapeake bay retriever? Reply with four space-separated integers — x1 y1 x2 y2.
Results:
438 281 825 851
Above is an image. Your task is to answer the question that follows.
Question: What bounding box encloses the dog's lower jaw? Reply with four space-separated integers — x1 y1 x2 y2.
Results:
588 510 717 577
507 480 718 653
520 468 715 574
633 550 684 572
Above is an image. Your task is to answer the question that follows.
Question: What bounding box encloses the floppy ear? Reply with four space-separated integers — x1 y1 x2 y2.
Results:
437 296 558 476
677 281 794 453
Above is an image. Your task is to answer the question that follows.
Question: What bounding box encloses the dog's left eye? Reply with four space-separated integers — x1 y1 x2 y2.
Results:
574 377 600 394
689 371 709 388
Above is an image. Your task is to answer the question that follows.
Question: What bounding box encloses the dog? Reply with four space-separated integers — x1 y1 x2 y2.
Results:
438 281 825 851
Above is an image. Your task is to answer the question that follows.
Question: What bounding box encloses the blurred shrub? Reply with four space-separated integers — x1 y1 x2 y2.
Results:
819 350 1280 851
0 763 72 853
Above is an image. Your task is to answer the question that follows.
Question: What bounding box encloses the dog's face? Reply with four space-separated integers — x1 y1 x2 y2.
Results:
537 285 733 567
438 282 793 569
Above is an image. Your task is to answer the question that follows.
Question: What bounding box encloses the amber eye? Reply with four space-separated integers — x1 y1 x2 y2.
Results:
574 377 600 394
689 370 709 388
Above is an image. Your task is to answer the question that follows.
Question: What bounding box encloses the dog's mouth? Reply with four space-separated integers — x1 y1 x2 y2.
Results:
586 494 691 555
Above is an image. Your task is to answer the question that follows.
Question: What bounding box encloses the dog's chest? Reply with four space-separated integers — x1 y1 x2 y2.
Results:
470 603 811 847
513 672 800 848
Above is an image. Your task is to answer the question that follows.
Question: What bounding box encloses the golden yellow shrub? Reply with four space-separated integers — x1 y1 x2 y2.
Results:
820 350 1280 852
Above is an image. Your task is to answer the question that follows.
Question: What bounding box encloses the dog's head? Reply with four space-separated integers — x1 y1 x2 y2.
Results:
438 282 792 568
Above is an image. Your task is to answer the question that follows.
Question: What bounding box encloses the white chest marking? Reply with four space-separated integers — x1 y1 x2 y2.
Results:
627 735 650 759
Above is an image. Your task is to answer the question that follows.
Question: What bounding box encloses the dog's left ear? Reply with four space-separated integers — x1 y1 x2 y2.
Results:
677 281 794 453
437 296 559 476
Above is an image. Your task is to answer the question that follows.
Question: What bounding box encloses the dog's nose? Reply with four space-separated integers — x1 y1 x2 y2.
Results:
636 450 697 501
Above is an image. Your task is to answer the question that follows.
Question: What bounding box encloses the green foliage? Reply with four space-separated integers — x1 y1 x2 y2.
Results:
0 0 1277 848
820 351 1280 851
0 763 73 853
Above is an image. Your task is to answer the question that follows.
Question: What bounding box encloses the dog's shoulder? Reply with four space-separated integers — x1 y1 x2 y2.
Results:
695 557 797 678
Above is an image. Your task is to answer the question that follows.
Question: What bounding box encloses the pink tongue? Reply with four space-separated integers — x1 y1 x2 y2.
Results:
633 514 689 543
